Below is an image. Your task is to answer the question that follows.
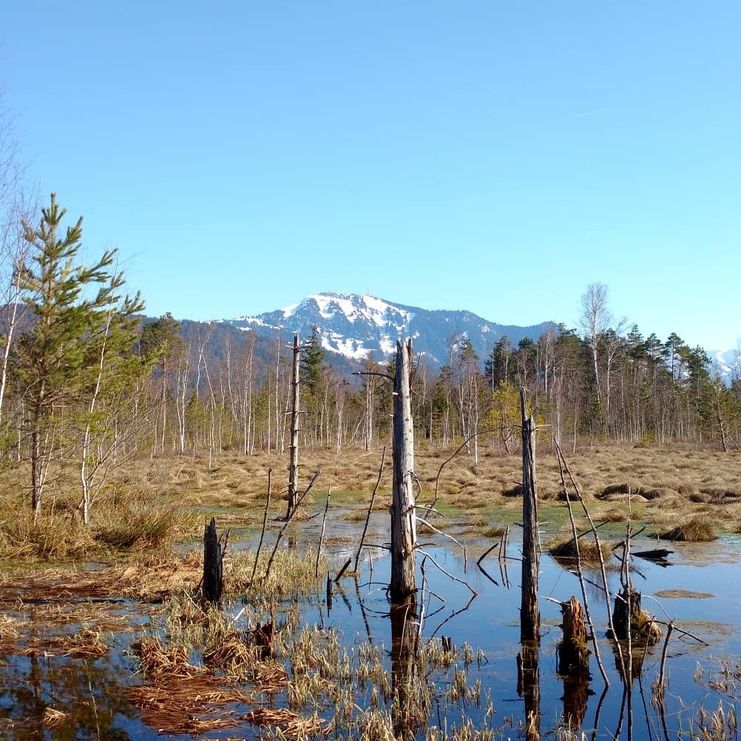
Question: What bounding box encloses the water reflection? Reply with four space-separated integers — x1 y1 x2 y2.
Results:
561 669 591 732
517 641 540 741
390 594 423 740
0 650 136 739
0 524 738 740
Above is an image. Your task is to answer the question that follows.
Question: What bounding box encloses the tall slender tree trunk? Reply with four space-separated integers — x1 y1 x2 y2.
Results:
160 357 167 455
390 339 417 601
520 388 540 643
30 391 45 522
80 312 112 525
0 272 22 428
286 335 300 519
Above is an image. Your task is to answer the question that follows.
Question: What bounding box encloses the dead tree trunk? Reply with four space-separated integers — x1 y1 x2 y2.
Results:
520 388 540 643
203 517 224 603
390 339 417 601
286 334 300 520
612 585 661 645
558 596 590 676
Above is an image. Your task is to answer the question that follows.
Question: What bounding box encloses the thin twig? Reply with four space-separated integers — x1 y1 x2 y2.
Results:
658 622 673 690
430 592 477 638
556 442 610 687
416 517 467 569
555 441 627 680
477 543 499 566
249 468 272 587
261 469 321 582
334 558 352 583
417 548 477 597
354 447 385 573
315 486 331 578
422 428 493 521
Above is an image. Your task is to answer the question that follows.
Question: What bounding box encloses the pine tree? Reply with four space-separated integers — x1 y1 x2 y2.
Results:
15 194 139 521
300 326 325 394
300 327 326 443
484 337 513 390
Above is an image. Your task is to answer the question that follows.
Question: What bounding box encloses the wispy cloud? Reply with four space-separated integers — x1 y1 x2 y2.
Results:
574 107 614 119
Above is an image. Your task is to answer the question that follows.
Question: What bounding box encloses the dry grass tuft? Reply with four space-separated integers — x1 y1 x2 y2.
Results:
547 535 611 564
93 499 193 550
660 516 718 542
230 549 323 598
22 627 108 659
42 708 69 728
502 484 522 497
203 630 261 675
244 707 329 738
0 513 97 560
129 633 256 735
135 635 206 680
127 682 252 735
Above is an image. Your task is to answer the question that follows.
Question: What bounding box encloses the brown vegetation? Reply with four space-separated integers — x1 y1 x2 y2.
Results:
660 516 718 542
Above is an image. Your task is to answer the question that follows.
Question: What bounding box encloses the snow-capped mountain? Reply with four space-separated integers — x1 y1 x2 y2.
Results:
711 348 740 385
225 292 556 367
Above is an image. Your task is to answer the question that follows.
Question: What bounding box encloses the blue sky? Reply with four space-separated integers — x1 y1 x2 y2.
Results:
1 1 739 351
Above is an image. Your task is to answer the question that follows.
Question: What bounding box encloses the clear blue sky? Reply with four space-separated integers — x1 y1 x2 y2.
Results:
2 1 739 351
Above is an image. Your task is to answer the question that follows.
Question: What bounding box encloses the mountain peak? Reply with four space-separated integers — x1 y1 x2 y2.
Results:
226 292 556 368
282 293 413 326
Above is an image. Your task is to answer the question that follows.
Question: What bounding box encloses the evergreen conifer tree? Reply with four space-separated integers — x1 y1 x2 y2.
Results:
15 194 141 521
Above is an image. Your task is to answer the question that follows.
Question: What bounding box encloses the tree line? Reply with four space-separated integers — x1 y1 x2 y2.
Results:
1 195 740 522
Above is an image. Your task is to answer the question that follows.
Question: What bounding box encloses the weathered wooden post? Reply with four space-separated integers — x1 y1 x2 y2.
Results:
520 388 540 642
286 334 300 520
390 339 417 601
203 517 223 603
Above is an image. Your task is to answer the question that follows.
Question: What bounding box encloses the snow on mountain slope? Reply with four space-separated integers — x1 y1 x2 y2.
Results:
227 292 556 368
712 348 740 385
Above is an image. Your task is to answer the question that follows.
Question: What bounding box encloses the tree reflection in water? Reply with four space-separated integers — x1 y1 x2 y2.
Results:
390 593 425 741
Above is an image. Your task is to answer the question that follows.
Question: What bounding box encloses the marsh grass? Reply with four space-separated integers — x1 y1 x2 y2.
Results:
690 700 738 740
547 533 613 564
0 512 98 560
129 633 256 735
126 588 487 738
22 626 108 659
3 445 741 550
93 498 194 550
0 480 194 561
660 516 718 542
229 549 324 599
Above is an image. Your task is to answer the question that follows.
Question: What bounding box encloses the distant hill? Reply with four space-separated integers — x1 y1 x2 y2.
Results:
223 292 558 369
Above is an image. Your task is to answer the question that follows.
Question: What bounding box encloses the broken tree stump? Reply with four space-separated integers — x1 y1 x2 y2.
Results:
203 517 224 603
557 596 590 676
611 586 661 644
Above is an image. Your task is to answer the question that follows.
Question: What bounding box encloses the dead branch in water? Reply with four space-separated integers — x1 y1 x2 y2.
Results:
354 447 385 573
261 469 321 583
249 468 272 588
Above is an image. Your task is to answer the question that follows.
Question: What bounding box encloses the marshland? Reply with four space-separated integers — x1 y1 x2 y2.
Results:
1 418 740 739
